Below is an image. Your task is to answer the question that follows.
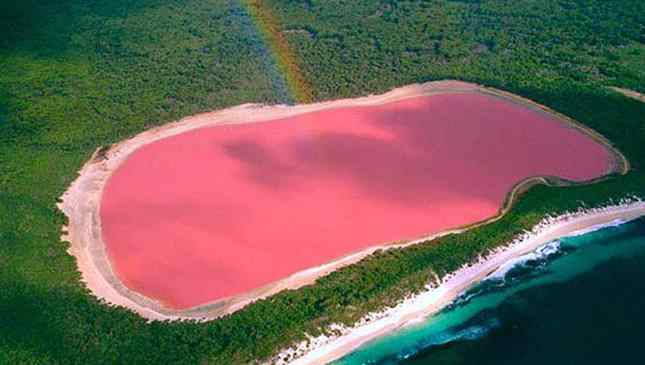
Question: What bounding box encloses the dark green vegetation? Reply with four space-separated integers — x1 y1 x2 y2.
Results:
1 0 644 364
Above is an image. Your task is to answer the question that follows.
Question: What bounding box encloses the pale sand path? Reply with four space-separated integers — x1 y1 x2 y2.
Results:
282 201 645 365
58 80 627 321
610 87 645 103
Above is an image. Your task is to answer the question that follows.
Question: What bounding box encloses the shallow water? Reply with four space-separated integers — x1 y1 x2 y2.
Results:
333 216 645 365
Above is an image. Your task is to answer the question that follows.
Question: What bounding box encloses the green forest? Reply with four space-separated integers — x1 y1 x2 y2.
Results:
1 0 644 364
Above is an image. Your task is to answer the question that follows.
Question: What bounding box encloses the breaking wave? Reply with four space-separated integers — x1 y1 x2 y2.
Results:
374 317 501 365
446 240 569 311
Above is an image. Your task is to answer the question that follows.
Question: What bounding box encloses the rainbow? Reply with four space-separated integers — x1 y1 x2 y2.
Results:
242 0 314 104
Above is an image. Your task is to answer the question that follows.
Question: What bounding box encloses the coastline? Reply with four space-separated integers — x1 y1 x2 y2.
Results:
57 80 628 321
273 199 645 365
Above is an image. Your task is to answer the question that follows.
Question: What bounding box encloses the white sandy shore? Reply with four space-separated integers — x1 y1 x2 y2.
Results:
270 199 645 365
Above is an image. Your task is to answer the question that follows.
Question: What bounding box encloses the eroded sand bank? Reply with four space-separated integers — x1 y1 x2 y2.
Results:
58 80 627 321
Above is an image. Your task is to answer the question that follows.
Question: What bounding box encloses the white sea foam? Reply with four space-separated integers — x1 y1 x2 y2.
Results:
454 318 501 341
487 240 561 281
401 316 501 361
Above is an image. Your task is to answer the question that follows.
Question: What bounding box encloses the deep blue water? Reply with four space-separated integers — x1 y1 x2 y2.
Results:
333 216 645 365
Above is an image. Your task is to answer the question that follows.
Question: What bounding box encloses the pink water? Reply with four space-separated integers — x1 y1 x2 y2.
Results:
100 93 612 309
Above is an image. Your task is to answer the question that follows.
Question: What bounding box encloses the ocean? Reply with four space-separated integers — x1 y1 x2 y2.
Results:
332 216 645 365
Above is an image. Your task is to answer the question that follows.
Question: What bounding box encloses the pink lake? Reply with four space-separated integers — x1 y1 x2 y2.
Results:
100 93 612 309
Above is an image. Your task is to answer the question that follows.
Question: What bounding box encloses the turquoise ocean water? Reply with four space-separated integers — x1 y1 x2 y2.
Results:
333 216 645 365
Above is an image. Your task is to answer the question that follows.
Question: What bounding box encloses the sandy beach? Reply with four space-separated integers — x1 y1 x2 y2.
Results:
57 80 627 321
275 200 645 365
